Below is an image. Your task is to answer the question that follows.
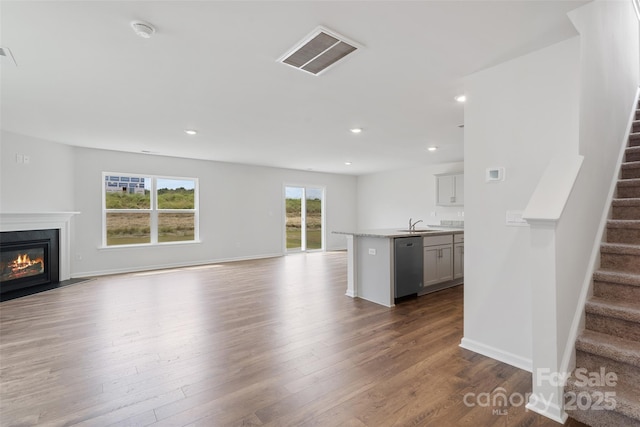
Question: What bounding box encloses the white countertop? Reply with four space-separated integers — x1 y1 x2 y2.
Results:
333 228 464 238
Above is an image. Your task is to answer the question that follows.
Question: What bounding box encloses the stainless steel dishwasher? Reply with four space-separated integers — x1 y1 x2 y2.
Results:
394 236 423 301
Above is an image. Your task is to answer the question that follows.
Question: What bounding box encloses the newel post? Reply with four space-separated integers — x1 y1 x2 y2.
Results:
522 155 583 423
524 219 568 423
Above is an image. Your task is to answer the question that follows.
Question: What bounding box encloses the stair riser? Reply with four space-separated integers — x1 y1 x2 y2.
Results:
636 110 640 120
630 135 640 147
594 280 640 301
575 350 640 392
565 377 640 426
586 313 640 341
635 122 640 133
566 406 640 427
601 252 640 274
622 168 640 179
607 227 640 244
618 185 640 198
627 152 640 162
612 206 640 220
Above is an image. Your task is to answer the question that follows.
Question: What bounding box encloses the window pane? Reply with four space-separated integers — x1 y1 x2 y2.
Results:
285 187 302 250
106 212 151 245
105 175 150 209
158 213 195 242
157 179 195 209
306 189 322 250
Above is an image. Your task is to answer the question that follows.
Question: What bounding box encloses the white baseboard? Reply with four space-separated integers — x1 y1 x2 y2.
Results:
72 252 283 278
526 398 568 425
459 337 532 372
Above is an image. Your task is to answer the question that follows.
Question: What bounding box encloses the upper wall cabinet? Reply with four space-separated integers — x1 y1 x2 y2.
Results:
436 173 464 206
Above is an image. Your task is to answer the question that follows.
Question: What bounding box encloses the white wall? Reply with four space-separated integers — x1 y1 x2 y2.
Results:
357 162 464 229
462 37 581 369
556 0 639 369
0 131 75 212
0 131 357 277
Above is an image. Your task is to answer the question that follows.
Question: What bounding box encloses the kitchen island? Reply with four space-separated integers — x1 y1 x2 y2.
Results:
333 228 464 307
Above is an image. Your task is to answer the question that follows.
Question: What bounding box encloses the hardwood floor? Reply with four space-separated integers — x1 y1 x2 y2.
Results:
0 252 586 426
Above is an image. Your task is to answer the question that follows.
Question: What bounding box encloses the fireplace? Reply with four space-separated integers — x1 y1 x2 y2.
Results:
0 229 60 295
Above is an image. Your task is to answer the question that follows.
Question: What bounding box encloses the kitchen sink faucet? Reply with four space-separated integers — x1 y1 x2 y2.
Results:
409 218 423 231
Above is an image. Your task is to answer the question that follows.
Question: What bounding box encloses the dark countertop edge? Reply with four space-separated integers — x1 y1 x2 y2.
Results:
332 229 464 238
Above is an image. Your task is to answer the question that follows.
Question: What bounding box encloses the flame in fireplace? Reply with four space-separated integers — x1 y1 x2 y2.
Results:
9 253 44 274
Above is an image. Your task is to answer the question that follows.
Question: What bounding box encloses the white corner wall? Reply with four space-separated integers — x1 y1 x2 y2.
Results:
462 37 580 370
357 162 464 229
0 132 357 277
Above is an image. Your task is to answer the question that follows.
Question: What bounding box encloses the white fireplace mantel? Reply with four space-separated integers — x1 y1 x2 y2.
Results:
1 212 80 281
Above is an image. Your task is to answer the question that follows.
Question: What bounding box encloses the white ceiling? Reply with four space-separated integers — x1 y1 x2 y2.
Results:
0 1 585 175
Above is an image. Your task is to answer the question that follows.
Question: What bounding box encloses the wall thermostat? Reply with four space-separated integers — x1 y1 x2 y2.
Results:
486 167 505 182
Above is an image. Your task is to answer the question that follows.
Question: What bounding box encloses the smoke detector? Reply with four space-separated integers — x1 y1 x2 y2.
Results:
131 21 156 39
278 26 362 76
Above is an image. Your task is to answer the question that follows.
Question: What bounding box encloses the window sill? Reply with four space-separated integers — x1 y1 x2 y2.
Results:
98 240 202 250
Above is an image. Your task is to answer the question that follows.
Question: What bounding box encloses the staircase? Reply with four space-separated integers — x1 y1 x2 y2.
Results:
564 102 640 427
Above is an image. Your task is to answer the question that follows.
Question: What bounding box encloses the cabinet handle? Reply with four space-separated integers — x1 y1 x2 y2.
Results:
450 196 455 203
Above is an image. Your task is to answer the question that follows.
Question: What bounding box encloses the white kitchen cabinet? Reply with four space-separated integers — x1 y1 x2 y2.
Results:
436 173 464 206
423 235 453 287
453 234 464 280
453 243 464 279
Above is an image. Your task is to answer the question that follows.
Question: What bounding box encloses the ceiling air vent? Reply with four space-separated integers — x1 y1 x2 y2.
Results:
278 26 362 76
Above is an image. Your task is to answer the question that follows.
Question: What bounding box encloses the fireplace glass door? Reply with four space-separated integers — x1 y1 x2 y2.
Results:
1 245 46 282
0 229 59 295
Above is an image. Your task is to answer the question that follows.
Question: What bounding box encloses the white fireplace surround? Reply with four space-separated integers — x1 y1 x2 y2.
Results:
0 212 79 281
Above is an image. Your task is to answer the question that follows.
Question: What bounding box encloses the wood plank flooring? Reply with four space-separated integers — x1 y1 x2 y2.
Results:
0 252 585 426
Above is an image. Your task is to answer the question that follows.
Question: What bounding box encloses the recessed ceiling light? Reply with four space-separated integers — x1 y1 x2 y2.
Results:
427 146 438 152
184 129 198 135
350 128 362 134
455 95 467 103
345 162 352 166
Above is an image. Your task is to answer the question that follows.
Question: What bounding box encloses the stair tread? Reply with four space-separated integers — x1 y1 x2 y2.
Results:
577 330 640 367
612 198 640 206
586 297 640 323
594 270 640 286
565 376 640 421
601 242 640 255
622 162 640 169
618 178 640 186
627 146 640 152
607 219 640 229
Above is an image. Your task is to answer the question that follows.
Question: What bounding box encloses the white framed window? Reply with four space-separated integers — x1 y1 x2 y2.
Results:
102 173 199 247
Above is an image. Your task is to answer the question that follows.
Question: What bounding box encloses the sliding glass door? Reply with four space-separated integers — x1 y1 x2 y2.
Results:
285 186 323 252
